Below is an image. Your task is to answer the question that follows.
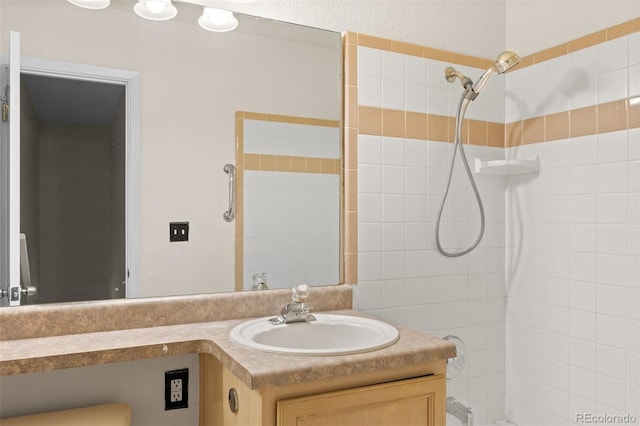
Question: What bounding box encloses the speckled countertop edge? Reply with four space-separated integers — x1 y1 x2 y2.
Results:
0 310 456 389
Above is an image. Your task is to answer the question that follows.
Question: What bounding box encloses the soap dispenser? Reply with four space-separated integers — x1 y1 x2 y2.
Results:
251 272 269 290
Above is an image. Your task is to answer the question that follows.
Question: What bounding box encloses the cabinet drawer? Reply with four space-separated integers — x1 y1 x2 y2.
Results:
276 374 445 426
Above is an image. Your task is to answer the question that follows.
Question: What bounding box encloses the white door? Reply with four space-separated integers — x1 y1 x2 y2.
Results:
1 31 21 306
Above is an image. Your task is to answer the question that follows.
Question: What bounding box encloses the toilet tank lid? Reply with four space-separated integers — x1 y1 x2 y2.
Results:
0 403 131 426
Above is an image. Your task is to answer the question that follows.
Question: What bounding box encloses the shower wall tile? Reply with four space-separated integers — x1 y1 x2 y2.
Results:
352 40 508 424
349 24 639 426
506 31 639 426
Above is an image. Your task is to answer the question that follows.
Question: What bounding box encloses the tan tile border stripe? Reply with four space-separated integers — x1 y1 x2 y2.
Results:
243 154 340 174
346 31 493 69
342 19 639 285
522 17 640 67
236 111 342 290
357 106 506 148
237 110 340 128
507 98 640 146
347 17 639 70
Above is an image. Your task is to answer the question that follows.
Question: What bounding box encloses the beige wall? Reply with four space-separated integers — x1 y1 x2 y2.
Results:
206 0 638 58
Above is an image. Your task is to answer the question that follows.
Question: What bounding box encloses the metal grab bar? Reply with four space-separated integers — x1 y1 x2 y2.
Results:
223 164 236 222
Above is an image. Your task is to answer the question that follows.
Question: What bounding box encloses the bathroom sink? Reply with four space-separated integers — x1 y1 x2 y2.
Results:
230 313 400 356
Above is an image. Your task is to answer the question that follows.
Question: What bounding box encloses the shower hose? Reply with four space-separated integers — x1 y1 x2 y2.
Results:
434 90 486 257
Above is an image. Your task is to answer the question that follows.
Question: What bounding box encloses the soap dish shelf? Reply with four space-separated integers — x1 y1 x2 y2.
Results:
475 157 540 176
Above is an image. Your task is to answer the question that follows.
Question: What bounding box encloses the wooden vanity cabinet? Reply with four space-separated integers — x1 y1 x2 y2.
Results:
199 354 446 426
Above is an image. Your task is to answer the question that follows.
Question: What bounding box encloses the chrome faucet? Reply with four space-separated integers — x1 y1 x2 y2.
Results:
268 284 317 325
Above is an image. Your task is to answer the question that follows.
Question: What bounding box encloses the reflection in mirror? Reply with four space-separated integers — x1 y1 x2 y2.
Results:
236 112 341 291
0 0 342 306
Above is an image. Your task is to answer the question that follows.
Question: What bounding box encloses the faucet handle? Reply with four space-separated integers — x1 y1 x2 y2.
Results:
292 284 309 303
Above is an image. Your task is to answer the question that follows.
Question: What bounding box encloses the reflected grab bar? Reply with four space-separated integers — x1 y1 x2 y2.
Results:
20 233 37 298
223 164 236 222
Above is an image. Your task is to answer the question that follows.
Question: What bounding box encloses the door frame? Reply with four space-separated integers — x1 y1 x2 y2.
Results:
19 56 141 298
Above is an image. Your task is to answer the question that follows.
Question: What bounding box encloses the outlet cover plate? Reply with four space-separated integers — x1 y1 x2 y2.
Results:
165 368 188 410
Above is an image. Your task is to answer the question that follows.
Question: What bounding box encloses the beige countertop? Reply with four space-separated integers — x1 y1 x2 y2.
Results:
0 309 456 389
0 286 455 389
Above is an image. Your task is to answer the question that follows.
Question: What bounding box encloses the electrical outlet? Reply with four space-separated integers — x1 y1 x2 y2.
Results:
165 369 188 410
169 222 189 242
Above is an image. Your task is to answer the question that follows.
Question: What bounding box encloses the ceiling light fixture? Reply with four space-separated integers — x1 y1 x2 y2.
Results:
133 0 177 21
67 0 110 10
198 8 239 32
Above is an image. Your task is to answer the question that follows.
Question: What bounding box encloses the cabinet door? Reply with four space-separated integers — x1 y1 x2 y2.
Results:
277 374 445 426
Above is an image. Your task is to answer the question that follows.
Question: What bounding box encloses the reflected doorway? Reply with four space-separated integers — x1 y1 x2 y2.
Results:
21 74 126 304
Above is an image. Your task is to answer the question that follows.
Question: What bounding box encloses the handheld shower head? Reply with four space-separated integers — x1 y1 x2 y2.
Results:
470 50 520 98
493 50 521 74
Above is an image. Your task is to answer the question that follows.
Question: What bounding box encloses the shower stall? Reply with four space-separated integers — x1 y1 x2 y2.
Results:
352 26 639 426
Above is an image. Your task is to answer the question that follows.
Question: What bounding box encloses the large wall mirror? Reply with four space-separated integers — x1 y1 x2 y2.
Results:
0 0 342 306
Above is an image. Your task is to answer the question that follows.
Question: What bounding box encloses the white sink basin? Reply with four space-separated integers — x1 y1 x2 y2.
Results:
230 313 399 356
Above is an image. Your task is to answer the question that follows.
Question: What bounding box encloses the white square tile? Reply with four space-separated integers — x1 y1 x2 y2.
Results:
597 67 628 104
405 250 427 278
358 194 382 223
596 344 627 380
358 252 382 282
627 288 640 321
358 134 382 165
630 63 640 97
570 224 597 252
570 195 597 224
382 222 405 251
406 223 428 250
597 130 628 163
597 224 628 255
382 51 405 81
382 78 405 110
358 164 382 194
571 165 597 194
629 161 640 193
569 366 595 400
628 351 640 385
595 374 627 410
382 279 405 308
405 83 428 113
569 337 596 370
358 223 382 252
354 280 383 310
357 46 381 77
598 37 629 73
597 194 627 224
569 309 596 341
596 313 626 347
405 195 428 223
405 167 428 195
405 55 428 85
630 32 640 65
382 251 405 280
382 166 405 195
382 194 405 222
569 280 596 311
597 162 627 194
569 252 597 282
382 136 405 166
596 254 627 286
570 135 598 165
358 75 382 107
